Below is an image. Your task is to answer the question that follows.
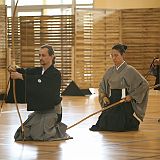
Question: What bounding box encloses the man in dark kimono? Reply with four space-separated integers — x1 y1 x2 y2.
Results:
8 44 71 141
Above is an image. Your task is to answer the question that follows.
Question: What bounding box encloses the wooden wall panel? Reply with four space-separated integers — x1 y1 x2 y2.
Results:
75 9 120 88
122 8 160 85
74 8 160 88
8 15 74 91
8 17 21 66
20 17 35 67
0 5 7 93
2 8 160 93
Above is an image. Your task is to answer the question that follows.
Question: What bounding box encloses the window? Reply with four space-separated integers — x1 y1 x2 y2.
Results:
6 0 93 17
18 12 41 16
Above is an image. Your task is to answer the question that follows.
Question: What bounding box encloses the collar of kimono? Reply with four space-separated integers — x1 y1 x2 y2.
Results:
116 61 125 70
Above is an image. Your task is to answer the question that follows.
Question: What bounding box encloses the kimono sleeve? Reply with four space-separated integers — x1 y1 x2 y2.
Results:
124 66 149 121
5 68 26 103
124 66 149 104
99 69 112 107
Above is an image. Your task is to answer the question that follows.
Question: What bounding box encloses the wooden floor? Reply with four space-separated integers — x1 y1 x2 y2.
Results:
0 89 160 160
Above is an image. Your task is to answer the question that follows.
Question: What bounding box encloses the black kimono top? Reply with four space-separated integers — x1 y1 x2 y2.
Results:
7 65 62 111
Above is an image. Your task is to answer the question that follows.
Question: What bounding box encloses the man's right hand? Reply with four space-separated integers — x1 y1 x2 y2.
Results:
8 65 16 72
8 65 20 72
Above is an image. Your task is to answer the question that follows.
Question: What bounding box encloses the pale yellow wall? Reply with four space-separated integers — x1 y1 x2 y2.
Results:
94 0 160 9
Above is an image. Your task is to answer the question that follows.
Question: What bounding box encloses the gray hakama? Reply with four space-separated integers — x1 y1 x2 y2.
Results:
14 104 71 141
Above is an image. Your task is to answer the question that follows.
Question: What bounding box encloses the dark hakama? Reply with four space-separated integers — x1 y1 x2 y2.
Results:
90 89 140 131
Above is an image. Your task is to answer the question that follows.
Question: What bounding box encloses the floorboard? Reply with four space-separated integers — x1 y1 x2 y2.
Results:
0 89 160 160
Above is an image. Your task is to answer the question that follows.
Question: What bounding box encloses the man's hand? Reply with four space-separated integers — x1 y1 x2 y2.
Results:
8 65 16 72
10 71 23 80
8 65 20 72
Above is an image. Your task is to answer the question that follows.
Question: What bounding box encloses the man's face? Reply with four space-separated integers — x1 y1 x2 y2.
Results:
39 48 53 66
